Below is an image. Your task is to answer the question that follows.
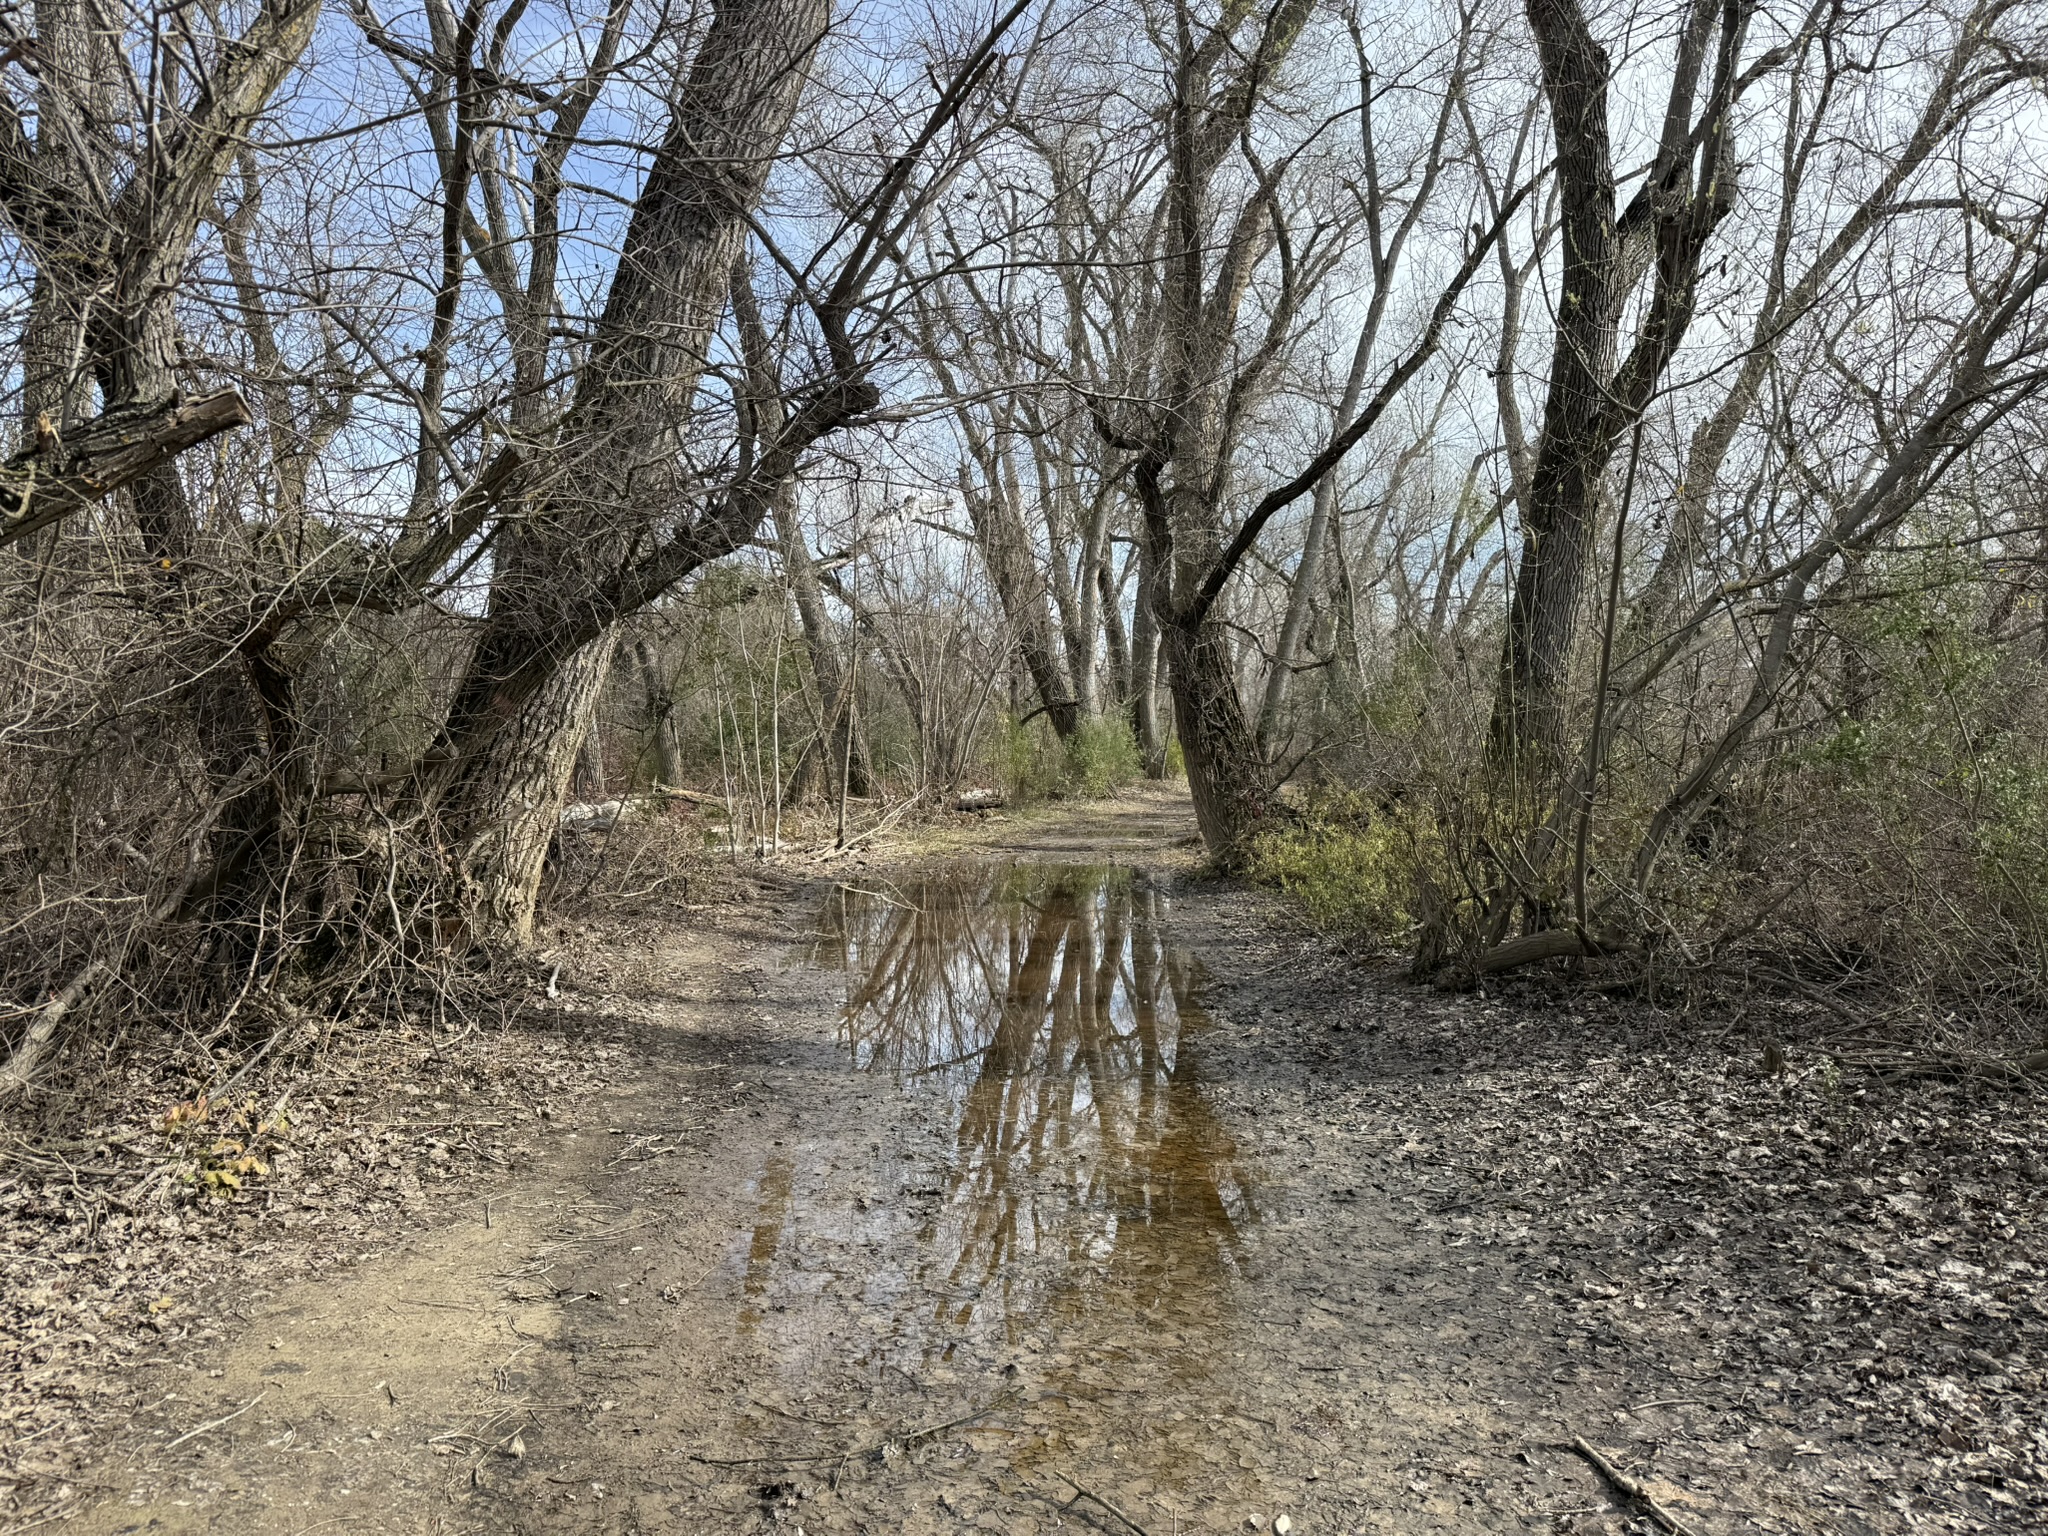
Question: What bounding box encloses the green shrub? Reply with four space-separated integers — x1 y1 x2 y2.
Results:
1063 717 1143 797
1246 789 1427 944
997 714 1146 802
997 717 1066 802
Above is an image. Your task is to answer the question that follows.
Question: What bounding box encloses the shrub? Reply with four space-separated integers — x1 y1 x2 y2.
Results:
997 716 1066 802
996 714 1147 802
1246 789 1431 945
1063 717 1143 797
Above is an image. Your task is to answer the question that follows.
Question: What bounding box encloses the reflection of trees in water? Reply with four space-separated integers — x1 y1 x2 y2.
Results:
814 865 1257 1346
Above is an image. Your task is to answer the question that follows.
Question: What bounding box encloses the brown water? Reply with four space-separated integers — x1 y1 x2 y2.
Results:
722 863 1265 1510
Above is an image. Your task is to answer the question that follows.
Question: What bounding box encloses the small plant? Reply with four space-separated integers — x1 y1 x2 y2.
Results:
996 716 1066 802
155 1093 291 1200
996 715 1147 802
1062 717 1143 798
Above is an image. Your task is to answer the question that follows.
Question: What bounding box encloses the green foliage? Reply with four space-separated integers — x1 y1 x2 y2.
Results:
1790 557 2048 969
997 716 1066 802
1356 641 1437 736
1246 789 1429 944
997 714 1146 802
1063 717 1143 797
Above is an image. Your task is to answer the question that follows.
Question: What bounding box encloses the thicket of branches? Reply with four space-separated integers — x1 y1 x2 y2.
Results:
3 0 2046 1101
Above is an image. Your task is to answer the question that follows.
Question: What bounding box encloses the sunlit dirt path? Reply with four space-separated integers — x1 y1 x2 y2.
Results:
57 786 1914 1535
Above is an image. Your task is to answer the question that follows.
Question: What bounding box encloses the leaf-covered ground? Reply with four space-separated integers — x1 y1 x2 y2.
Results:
1197 886 2048 1533
0 982 656 1524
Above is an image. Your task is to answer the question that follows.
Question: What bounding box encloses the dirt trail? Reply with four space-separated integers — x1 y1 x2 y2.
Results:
47 785 2037 1534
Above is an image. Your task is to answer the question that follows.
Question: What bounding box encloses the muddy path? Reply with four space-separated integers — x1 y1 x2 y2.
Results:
50 786 2038 1534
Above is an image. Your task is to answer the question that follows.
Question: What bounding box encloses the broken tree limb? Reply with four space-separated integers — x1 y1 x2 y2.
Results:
810 790 925 862
1570 1434 1702 1536
1472 926 1612 975
0 388 253 549
0 959 110 1100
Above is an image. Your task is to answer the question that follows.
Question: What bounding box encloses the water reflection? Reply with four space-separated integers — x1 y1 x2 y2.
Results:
805 863 1256 1343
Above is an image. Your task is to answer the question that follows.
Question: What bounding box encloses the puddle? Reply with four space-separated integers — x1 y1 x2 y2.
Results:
726 863 1261 1487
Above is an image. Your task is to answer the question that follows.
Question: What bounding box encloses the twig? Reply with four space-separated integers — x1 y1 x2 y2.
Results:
1627 1397 1715 1413
752 1397 856 1428
164 1391 266 1451
1570 1434 1702 1536
689 1393 1012 1469
1054 1470 1151 1536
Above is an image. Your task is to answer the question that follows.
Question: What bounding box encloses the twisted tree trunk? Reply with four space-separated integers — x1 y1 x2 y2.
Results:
447 640 616 946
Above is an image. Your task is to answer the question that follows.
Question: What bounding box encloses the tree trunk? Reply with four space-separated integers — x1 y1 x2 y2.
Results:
772 490 869 798
1490 0 1739 785
961 452 1077 738
632 639 683 788
1487 0 1623 783
1070 488 1112 719
428 0 830 942
1130 538 1167 776
1099 550 1131 710
449 638 614 946
1163 617 1266 862
1256 473 1336 760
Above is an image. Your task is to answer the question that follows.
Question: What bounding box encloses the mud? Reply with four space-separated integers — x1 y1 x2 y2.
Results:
37 785 2042 1534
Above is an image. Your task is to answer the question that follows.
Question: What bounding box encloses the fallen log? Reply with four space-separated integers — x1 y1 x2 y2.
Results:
953 788 1005 812
1472 927 1606 974
561 798 628 832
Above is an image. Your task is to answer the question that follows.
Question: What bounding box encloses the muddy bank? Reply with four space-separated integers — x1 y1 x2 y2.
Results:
11 785 2044 1534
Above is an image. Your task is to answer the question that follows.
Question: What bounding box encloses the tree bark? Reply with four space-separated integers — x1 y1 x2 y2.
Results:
1490 0 1742 783
1487 0 1624 782
1098 549 1131 711
1256 469 1338 759
772 492 870 799
447 639 615 947
633 639 683 788
1130 536 1167 776
0 389 251 548
1163 617 1266 862
959 450 1079 738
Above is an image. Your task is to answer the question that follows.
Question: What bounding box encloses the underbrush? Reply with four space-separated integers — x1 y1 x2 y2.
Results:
1256 616 2048 1051
1244 789 1437 949
997 714 1146 803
